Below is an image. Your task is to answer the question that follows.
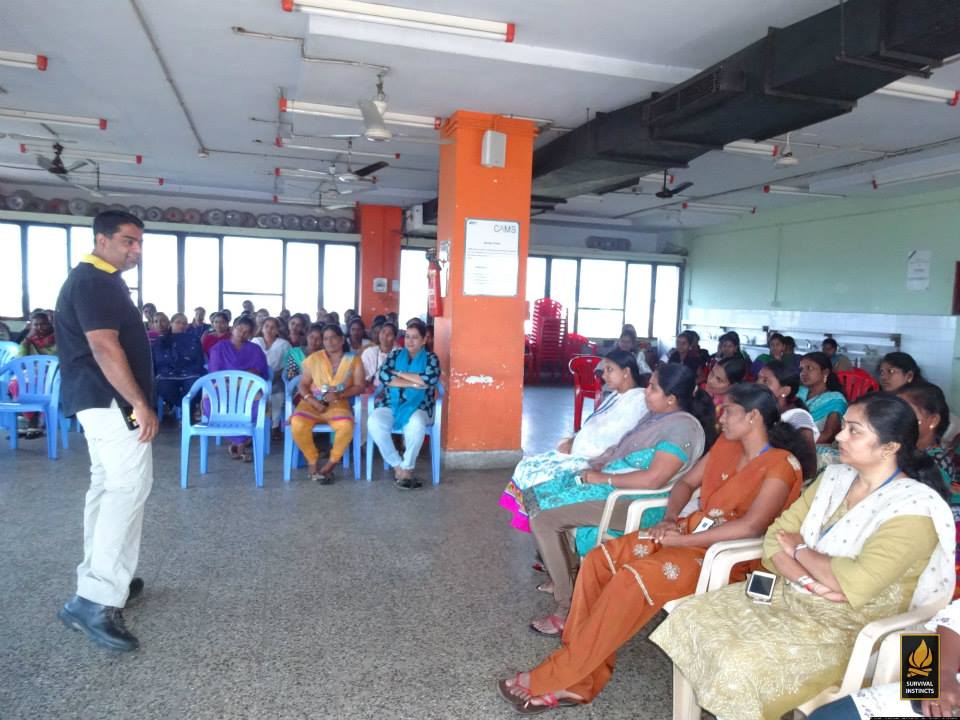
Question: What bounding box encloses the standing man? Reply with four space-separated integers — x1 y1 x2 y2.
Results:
54 211 159 652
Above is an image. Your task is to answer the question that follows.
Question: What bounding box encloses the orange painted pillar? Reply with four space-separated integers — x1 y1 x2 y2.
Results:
357 204 402 321
434 111 537 468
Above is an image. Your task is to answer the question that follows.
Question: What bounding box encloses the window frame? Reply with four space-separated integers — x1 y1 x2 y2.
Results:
0 219 360 320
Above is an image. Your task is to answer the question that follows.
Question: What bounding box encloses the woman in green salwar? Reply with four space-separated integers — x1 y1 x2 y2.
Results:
652 393 956 720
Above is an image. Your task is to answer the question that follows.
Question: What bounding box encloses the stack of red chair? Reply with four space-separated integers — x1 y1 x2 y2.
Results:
529 298 568 383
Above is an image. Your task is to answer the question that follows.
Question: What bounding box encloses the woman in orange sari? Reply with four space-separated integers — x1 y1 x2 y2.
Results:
290 323 364 484
498 383 816 714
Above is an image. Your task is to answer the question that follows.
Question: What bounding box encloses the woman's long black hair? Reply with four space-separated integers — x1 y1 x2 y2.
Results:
726 383 817 480
717 355 748 385
896 382 952 442
763 359 808 412
801 351 846 396
880 352 924 386
656 363 717 449
604 348 643 386
856 393 949 499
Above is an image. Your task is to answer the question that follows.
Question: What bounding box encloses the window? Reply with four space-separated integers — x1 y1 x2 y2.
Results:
322 244 356 314
222 235 283 316
26 225 68 311
140 233 178 315
548 258 577 327
285 242 319 315
184 236 220 314
524 256 547 333
399 248 428 323
577 259 626 338
652 265 681 343
624 264 652 338
0 223 22 316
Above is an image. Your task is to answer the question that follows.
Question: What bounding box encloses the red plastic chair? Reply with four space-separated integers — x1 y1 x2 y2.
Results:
835 368 879 402
569 355 604 431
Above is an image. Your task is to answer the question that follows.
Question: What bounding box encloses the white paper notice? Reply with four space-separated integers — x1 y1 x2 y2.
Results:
906 250 931 291
463 218 519 297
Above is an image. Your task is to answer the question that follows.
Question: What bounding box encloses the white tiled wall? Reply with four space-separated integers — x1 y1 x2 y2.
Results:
683 306 956 397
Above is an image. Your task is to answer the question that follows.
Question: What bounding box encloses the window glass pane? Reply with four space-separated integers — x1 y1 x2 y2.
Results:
652 265 681 343
184 236 220 315
548 258 577 325
285 242 319 316
399 248 428 323
70 226 93 268
141 233 178 315
222 236 282 294
577 310 625 339
0 223 22 316
524 256 547 334
27 225 68 311
222 293 282 318
625 264 652 337
322 244 356 315
578 259 625 309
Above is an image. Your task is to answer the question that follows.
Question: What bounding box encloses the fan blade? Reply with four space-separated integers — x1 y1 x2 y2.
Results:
71 183 104 198
354 161 388 177
67 160 91 172
36 156 53 171
672 181 694 194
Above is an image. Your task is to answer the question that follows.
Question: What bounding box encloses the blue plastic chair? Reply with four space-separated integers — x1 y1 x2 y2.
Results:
282 374 361 481
0 340 18 367
180 371 270 488
366 383 443 485
0 355 61 460
214 367 272 455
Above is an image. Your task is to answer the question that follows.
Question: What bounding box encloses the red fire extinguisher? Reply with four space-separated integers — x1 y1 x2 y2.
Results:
427 249 443 317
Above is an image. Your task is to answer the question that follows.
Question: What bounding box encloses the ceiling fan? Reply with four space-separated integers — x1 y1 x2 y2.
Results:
310 74 449 146
655 170 694 199
36 142 91 178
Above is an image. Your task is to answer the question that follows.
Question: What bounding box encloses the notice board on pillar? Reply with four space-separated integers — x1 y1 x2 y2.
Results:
463 218 519 296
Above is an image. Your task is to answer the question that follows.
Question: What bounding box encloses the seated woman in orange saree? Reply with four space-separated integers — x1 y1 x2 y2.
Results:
498 383 816 714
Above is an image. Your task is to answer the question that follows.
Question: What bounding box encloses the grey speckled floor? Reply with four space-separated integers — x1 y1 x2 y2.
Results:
0 387 673 720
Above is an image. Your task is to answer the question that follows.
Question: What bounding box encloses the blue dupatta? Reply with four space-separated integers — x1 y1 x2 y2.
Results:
388 348 429 430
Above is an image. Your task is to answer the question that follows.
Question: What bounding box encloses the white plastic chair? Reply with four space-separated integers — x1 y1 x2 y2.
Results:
282 373 360 481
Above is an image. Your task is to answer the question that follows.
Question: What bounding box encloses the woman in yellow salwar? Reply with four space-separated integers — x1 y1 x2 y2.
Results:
651 393 956 720
498 383 816 714
290 323 364 484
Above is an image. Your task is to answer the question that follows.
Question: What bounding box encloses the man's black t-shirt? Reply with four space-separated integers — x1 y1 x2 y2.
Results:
55 257 153 416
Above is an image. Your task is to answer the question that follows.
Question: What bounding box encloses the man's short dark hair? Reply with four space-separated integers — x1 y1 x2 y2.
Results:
92 210 144 238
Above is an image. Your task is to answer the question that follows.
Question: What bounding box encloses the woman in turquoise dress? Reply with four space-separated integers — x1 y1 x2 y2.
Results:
526 363 716 635
797 351 848 445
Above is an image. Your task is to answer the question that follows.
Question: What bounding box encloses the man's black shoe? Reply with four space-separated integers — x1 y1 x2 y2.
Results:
58 595 139 651
128 577 144 602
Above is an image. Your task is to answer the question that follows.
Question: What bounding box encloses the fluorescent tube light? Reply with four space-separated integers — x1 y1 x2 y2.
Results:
763 184 844 199
0 50 47 71
872 168 960 189
281 0 515 42
19 143 141 164
875 81 959 106
681 202 756 215
0 107 107 130
723 140 779 157
274 167 330 179
275 137 399 159
75 173 163 186
273 194 321 205
280 98 440 130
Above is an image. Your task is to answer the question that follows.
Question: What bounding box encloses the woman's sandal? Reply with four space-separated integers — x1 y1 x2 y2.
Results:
529 614 565 637
515 693 581 715
228 444 243 460
241 447 253 463
497 673 531 706
536 580 554 594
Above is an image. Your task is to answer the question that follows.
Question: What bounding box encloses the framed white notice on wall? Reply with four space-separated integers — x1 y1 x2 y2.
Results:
463 218 519 296
906 250 931 291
